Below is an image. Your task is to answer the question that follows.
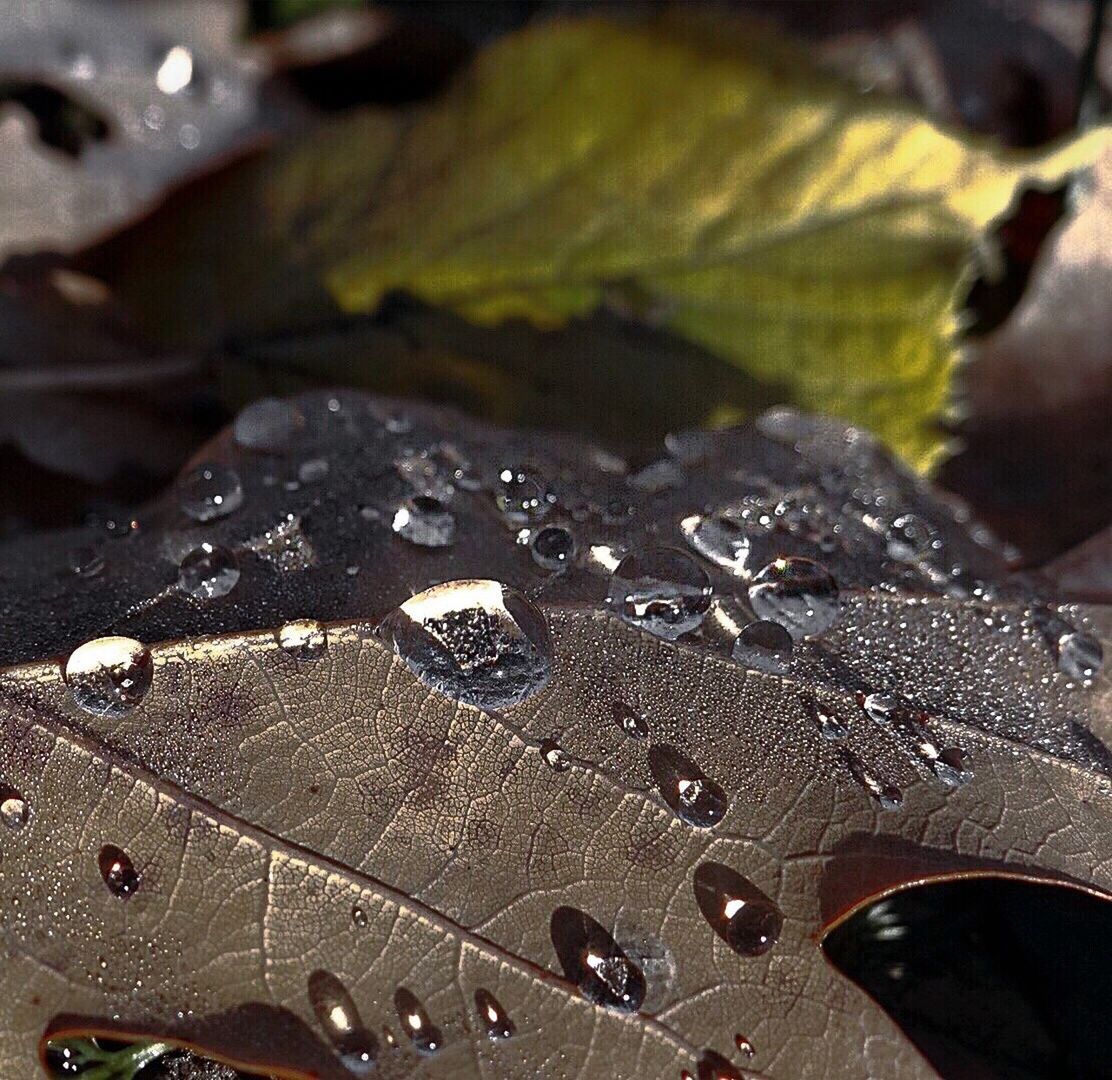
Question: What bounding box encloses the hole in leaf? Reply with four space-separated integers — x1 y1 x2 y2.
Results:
822 877 1112 1079
0 81 110 157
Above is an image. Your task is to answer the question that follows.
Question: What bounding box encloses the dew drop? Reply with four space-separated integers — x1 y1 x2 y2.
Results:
884 513 936 561
233 397 303 452
0 786 29 831
474 988 515 1040
731 619 793 674
530 525 575 570
394 987 442 1054
494 469 550 526
68 546 105 579
550 906 646 1012
276 620 327 660
307 969 378 1076
179 463 243 522
697 1049 745 1080
805 696 847 740
98 844 140 899
177 543 239 599
932 745 972 788
64 636 153 717
680 513 758 576
734 1034 755 1058
380 580 552 710
839 748 903 810
607 547 712 640
1059 629 1104 682
648 745 727 828
693 862 783 957
351 905 368 929
392 495 456 548
613 701 649 739
748 557 839 639
540 738 570 772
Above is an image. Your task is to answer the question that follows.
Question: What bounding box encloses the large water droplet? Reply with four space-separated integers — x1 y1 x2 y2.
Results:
98 844 140 899
308 970 377 1076
0 786 29 831
391 495 456 548
65 636 153 717
494 469 550 526
747 557 839 639
540 739 570 772
233 397 303 452
613 701 649 739
179 463 243 522
607 547 712 640
178 543 239 599
697 1050 745 1080
380 580 552 710
531 525 575 570
731 620 793 674
648 745 727 828
680 513 758 576
550 906 646 1012
693 862 783 957
474 988 515 1040
276 620 327 660
394 987 442 1054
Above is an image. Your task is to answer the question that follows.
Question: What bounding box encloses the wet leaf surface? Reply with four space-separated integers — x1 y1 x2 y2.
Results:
0 392 1109 1078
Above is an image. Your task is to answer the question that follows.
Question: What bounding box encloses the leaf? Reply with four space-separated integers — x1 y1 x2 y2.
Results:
0 392 1108 1078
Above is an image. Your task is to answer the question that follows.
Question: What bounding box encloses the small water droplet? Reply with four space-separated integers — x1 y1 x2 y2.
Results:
233 397 304 452
276 620 327 660
178 543 239 599
748 556 839 639
308 970 378 1075
392 495 456 548
155 44 194 94
0 786 29 831
732 620 793 674
861 693 900 724
697 1049 745 1080
68 546 104 579
550 906 646 1012
380 580 552 709
734 1034 755 1058
394 987 442 1054
298 458 330 484
351 905 368 928
693 862 783 957
474 988 515 1040
1059 629 1103 682
98 844 140 899
680 513 758 576
648 745 727 828
179 463 243 522
805 696 847 740
613 701 649 739
531 525 575 570
884 513 937 561
540 739 570 772
839 748 902 809
607 547 712 640
932 745 972 788
494 469 550 526
65 637 153 717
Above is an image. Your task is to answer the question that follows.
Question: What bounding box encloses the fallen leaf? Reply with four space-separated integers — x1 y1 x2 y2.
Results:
0 393 1108 1078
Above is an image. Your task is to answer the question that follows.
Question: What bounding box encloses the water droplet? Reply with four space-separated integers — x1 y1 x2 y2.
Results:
680 513 758 576
839 748 902 809
98 844 140 899
68 546 104 579
861 693 900 724
308 970 377 1075
1044 619 1105 682
648 745 727 828
693 862 783 957
65 636 153 717
884 513 936 561
494 469 550 526
177 543 239 599
607 547 712 640
380 580 552 710
298 458 330 484
731 620 793 674
805 696 847 740
697 1049 745 1080
394 987 442 1054
351 905 368 928
0 787 29 831
932 745 972 788
550 906 646 1012
748 557 839 639
391 495 456 548
860 695 971 787
540 739 570 772
179 463 243 522
155 44 194 94
276 620 327 660
233 397 304 452
531 525 575 570
613 701 649 739
474 988 515 1040
734 1034 755 1058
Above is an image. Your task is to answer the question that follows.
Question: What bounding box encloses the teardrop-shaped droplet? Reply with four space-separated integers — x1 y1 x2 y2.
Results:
839 748 903 810
392 495 456 548
531 525 575 570
748 557 839 639
474 988 515 1040
308 969 378 1076
648 745 727 828
693 862 783 957
607 547 712 640
394 987 442 1054
613 701 649 739
233 397 304 452
680 513 758 577
98 844 140 899
380 580 552 709
861 695 972 788
697 1049 745 1080
932 745 972 788
276 620 327 660
734 1034 755 1058
351 905 368 929
540 738 570 772
805 696 847 740
179 463 243 522
731 619 793 674
65 636 153 717
178 543 239 599
550 906 646 1012
494 469 550 526
0 786 30 831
